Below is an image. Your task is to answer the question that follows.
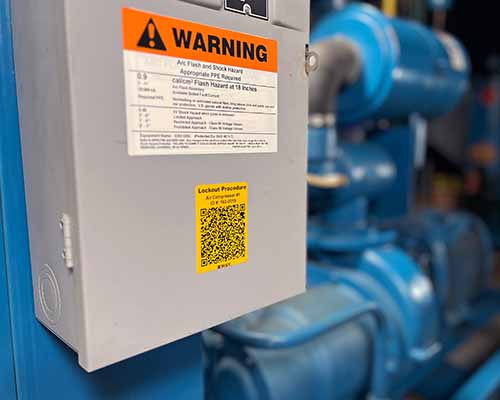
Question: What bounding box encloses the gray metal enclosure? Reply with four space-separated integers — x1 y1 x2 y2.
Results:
13 0 309 371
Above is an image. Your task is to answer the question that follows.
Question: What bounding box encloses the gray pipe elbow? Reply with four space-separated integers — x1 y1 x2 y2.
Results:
309 36 362 117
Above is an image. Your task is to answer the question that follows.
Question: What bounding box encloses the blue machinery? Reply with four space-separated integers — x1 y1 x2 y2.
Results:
204 4 500 400
1 2 500 400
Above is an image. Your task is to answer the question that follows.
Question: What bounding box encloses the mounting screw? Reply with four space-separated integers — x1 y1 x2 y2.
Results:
305 45 319 74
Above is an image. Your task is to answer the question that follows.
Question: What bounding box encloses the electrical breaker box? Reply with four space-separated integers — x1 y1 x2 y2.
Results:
12 0 309 371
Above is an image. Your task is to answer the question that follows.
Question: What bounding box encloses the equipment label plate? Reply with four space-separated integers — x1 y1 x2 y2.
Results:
122 8 278 156
196 182 248 274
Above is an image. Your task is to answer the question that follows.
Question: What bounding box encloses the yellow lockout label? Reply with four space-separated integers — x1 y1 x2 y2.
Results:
196 183 248 274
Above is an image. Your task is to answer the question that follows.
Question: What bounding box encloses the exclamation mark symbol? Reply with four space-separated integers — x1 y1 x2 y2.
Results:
148 22 156 48
138 18 166 51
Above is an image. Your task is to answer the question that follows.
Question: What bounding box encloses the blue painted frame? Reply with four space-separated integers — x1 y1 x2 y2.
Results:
0 206 16 400
0 0 20 395
0 0 204 398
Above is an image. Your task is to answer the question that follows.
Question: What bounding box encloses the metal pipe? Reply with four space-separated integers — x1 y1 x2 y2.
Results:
308 36 362 116
382 0 398 17
214 302 392 399
214 302 377 349
307 172 349 189
311 4 470 124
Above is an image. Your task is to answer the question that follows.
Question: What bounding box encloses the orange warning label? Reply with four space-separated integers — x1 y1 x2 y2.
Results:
122 7 279 156
122 8 278 73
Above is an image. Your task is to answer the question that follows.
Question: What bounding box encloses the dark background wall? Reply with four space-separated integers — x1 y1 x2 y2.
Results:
446 1 500 74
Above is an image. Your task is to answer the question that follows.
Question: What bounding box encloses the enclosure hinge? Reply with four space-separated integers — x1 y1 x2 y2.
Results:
60 214 74 269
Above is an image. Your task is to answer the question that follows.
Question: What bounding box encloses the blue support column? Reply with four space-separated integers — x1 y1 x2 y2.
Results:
0 0 204 398
0 213 16 400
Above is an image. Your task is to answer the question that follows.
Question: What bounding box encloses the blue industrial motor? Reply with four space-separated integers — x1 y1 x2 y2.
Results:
204 210 493 400
310 3 469 124
204 4 497 400
387 210 494 325
204 246 442 400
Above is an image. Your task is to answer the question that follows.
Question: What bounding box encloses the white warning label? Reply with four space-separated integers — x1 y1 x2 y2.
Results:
122 9 278 156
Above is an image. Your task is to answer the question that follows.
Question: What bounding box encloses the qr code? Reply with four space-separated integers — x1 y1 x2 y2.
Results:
200 204 246 268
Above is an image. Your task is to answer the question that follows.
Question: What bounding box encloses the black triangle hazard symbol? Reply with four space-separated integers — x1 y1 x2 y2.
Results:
138 18 167 51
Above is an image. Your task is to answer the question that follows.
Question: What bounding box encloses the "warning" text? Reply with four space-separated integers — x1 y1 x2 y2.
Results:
172 28 268 63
